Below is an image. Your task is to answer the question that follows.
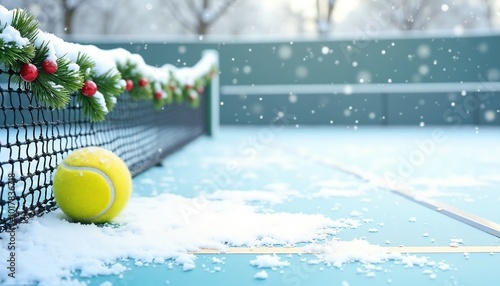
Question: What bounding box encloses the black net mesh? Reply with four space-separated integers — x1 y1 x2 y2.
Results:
0 67 207 232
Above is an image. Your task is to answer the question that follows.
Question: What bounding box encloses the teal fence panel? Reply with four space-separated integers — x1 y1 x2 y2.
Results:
85 33 500 126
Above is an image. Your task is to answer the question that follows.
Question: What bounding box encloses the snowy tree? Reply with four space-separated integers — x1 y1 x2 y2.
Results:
3 0 95 35
352 0 491 31
3 0 497 36
77 0 146 35
158 0 239 35
1 0 61 33
284 4 312 35
379 0 436 30
60 0 86 34
316 0 336 34
28 0 95 35
482 0 498 28
57 0 140 35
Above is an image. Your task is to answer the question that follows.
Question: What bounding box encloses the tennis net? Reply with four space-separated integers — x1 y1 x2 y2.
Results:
0 53 217 232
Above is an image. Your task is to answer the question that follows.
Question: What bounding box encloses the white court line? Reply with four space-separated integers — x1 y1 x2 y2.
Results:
194 246 500 255
276 144 500 238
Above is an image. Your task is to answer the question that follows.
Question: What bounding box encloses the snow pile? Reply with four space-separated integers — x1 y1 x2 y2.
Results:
253 270 269 280
206 188 301 205
304 239 398 268
249 255 290 269
302 239 456 279
0 192 354 285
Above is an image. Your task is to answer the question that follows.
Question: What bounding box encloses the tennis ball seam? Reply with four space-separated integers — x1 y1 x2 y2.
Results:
60 161 116 221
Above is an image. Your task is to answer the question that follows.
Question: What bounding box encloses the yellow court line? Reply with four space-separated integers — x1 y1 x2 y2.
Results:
194 246 500 255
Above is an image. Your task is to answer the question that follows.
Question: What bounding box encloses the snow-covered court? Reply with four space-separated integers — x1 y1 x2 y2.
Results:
2 126 500 285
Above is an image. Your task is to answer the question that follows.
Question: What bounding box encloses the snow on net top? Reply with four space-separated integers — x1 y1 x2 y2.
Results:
108 48 217 86
35 31 121 78
1 6 217 120
168 50 218 86
0 5 14 25
107 47 148 75
0 25 29 48
93 91 108 112
1 6 216 87
0 7 29 48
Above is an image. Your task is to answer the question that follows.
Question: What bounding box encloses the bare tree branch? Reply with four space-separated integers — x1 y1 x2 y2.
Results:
61 0 88 34
366 0 443 31
327 0 335 22
206 0 238 25
316 0 336 34
159 0 239 35
161 0 198 33
484 0 494 27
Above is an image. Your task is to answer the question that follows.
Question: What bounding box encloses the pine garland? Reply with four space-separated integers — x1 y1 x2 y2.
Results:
116 60 152 101
0 9 37 66
79 92 107 122
51 57 84 96
11 8 38 41
93 69 122 112
0 39 33 67
0 6 217 122
169 76 185 104
14 42 80 108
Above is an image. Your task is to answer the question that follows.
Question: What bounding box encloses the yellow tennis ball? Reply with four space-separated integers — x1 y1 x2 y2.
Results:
53 147 132 223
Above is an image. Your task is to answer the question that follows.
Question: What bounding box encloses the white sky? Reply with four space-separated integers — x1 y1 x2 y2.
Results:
258 0 499 35
253 0 360 35
263 0 360 22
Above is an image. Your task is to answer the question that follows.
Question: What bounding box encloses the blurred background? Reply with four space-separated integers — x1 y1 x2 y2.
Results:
2 0 500 38
2 0 500 127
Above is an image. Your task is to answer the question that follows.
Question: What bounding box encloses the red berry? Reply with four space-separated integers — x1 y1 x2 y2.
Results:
196 85 204 94
138 78 148 87
125 79 134 91
81 80 97 97
189 91 197 101
42 59 58 75
154 91 163 100
20 63 38 82
185 84 192 90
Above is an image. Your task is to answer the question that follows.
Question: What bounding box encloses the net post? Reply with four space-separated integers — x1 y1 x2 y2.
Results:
204 50 219 137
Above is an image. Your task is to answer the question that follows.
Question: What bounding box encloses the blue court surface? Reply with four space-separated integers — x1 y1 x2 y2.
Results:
2 126 500 286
